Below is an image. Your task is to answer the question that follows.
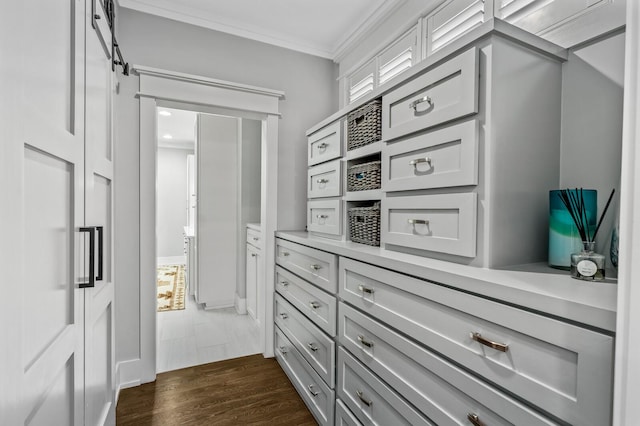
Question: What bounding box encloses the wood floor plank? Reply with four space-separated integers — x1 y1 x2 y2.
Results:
116 354 317 425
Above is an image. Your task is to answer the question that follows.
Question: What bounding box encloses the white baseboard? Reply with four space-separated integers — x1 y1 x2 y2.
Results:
235 294 247 314
203 299 235 310
115 359 146 402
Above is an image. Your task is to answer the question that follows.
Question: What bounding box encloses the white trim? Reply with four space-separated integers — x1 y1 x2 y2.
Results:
134 65 285 99
333 0 408 62
235 294 247 315
613 2 640 425
135 67 281 385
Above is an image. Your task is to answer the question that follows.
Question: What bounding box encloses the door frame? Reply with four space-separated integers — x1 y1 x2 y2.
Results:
134 65 283 384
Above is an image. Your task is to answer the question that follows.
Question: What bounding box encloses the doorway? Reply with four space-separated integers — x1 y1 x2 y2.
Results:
134 65 283 383
155 105 264 372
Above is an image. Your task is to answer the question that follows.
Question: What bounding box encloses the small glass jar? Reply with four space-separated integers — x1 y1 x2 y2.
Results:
570 241 605 281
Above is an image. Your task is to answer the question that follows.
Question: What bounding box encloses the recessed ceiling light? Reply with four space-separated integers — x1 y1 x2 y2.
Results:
162 134 173 139
158 110 172 117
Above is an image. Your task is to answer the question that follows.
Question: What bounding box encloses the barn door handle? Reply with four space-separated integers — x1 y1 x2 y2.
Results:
79 227 95 288
96 226 104 281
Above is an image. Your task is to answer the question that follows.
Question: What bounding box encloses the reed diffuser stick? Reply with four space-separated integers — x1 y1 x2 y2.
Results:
592 188 616 242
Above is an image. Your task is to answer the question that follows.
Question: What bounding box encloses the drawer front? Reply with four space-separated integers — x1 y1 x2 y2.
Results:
339 302 558 426
339 258 614 426
336 399 363 426
246 227 261 248
276 238 338 293
382 47 478 141
308 199 342 236
381 193 477 257
275 265 337 336
275 294 335 387
308 120 342 166
337 347 434 426
308 159 342 198
275 327 335 425
382 120 478 192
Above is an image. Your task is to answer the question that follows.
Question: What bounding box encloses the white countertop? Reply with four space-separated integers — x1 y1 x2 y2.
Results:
247 223 261 232
183 226 194 237
276 231 617 333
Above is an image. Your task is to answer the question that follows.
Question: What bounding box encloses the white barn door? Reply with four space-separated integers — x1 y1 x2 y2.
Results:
0 0 87 424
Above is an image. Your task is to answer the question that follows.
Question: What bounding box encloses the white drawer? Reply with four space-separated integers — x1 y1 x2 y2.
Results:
308 120 342 166
382 120 478 192
339 258 614 426
337 347 434 426
381 193 477 257
275 294 335 387
275 327 334 426
382 47 479 141
339 302 558 426
246 227 261 248
336 399 363 426
275 238 338 294
275 265 337 336
308 159 342 199
307 199 342 237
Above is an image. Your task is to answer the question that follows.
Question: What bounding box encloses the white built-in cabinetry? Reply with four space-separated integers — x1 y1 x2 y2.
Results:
278 16 617 426
245 224 262 321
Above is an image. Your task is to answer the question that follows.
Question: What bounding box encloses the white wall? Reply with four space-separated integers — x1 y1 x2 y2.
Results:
157 147 192 258
114 8 337 366
560 31 625 260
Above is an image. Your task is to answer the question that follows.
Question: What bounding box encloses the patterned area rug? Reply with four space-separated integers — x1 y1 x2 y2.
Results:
157 264 186 312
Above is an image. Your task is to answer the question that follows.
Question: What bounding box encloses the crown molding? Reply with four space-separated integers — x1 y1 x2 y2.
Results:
332 0 408 63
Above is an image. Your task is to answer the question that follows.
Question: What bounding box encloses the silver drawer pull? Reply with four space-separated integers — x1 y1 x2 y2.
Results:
251 253 257 257
278 346 288 355
357 284 374 294
279 313 289 320
307 342 319 352
316 178 329 184
409 157 432 168
408 219 429 226
281 251 290 257
310 264 321 271
470 332 509 352
409 96 433 111
357 335 374 348
279 280 289 287
356 390 372 407
308 384 320 397
467 413 486 426
316 214 328 219
317 142 328 150
309 301 321 309
252 237 259 241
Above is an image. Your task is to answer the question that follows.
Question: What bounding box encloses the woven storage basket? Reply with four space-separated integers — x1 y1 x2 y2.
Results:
347 160 381 192
347 99 382 151
348 203 380 246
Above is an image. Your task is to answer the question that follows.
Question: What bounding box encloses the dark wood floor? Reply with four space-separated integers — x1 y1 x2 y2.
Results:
117 354 317 425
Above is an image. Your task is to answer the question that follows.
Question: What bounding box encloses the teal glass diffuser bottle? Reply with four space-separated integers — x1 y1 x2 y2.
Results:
548 189 597 269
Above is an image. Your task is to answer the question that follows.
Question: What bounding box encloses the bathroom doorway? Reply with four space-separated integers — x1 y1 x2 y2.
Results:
155 105 262 373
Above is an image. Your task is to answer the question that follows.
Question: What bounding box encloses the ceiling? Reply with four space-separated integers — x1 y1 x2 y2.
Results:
117 0 404 59
157 107 197 149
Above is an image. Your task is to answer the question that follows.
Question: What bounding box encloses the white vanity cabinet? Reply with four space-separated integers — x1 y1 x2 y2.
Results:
245 224 261 321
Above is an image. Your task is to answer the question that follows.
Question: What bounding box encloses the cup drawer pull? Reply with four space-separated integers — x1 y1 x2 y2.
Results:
316 214 329 219
279 313 289 320
467 413 486 426
357 335 374 348
309 301 321 309
310 264 322 271
357 284 374 294
307 342 319 352
317 142 328 150
316 178 329 184
356 390 373 407
278 346 288 355
279 280 289 287
471 332 509 352
408 219 429 226
409 96 433 111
